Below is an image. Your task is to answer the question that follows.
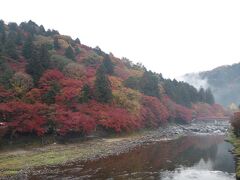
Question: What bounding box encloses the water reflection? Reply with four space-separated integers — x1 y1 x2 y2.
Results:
30 135 235 179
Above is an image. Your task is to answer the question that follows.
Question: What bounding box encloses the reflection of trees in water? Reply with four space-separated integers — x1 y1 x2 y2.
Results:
177 135 220 166
30 135 231 179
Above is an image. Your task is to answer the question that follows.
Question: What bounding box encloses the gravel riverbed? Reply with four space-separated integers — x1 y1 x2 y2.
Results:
1 120 230 179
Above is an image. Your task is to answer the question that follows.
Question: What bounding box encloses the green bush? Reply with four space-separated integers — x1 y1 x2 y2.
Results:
50 54 73 71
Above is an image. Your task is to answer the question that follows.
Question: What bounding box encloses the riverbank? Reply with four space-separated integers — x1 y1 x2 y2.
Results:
0 121 230 179
228 133 240 179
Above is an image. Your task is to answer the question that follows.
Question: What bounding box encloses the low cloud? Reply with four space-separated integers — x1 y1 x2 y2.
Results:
178 73 209 90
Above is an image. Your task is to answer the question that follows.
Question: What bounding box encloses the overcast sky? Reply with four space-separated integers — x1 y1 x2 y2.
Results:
1 0 240 78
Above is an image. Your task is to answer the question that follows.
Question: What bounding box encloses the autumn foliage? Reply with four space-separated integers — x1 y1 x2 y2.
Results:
0 20 229 138
231 112 240 136
0 101 47 136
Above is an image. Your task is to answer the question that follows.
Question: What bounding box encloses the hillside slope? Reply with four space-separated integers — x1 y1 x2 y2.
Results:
201 63 240 107
184 63 240 107
0 20 228 137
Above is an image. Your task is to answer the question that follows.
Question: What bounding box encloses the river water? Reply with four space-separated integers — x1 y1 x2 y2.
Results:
29 135 236 180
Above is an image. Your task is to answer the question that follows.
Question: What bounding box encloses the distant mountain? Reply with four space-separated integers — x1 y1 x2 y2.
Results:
184 63 240 107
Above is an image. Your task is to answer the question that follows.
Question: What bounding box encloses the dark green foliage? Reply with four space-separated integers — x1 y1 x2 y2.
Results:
93 46 105 56
102 55 114 75
0 43 3 57
124 76 141 90
20 20 38 35
53 37 60 50
75 38 81 44
164 79 200 107
39 25 46 35
26 44 50 84
23 36 34 59
16 31 23 45
79 84 91 103
139 71 160 98
94 65 112 103
50 54 72 71
0 58 14 89
42 82 60 104
7 31 17 42
39 44 50 68
163 79 215 107
205 88 215 104
46 29 59 36
0 20 6 44
198 87 206 102
64 46 75 60
199 62 240 106
82 55 100 67
124 71 160 98
75 47 80 55
5 38 18 59
8 22 18 32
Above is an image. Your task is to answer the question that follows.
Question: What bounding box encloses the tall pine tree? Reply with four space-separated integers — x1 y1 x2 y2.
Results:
23 36 34 59
65 46 75 60
26 44 50 84
94 65 112 103
102 55 114 75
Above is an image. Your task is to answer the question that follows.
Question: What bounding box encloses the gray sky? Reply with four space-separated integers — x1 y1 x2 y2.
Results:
1 0 240 78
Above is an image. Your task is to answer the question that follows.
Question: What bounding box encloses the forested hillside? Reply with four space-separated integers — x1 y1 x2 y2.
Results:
0 20 228 137
200 63 240 107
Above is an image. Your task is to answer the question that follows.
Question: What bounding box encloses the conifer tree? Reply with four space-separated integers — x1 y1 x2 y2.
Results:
23 36 34 59
79 84 91 103
205 88 215 105
53 37 60 50
26 44 50 84
94 65 112 103
5 39 18 59
102 55 114 75
64 46 75 60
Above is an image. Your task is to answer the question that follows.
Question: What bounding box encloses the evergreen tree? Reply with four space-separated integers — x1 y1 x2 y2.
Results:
53 37 60 50
42 82 60 104
0 58 14 89
205 88 215 104
79 84 91 103
94 65 112 103
0 20 6 44
64 46 75 60
5 39 18 59
8 22 18 32
16 31 23 45
23 36 34 59
102 55 114 75
198 87 206 102
26 44 50 84
39 25 46 35
39 44 50 69
124 76 141 90
75 38 81 44
139 71 160 98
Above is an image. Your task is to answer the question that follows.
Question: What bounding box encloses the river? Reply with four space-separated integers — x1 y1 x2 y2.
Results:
28 134 235 180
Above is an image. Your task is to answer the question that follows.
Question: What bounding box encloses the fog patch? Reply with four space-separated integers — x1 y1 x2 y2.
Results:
178 73 209 90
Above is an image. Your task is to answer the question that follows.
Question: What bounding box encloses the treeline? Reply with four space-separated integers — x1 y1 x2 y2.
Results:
163 79 214 107
124 70 215 107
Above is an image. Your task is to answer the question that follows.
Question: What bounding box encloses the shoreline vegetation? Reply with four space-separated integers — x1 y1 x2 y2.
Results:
228 133 240 179
0 121 229 179
229 112 240 180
